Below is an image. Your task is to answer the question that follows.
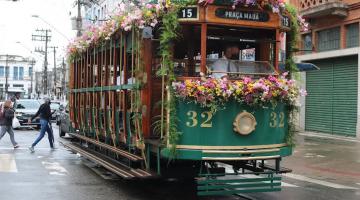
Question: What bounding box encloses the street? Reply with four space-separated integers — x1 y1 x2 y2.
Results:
0 126 359 200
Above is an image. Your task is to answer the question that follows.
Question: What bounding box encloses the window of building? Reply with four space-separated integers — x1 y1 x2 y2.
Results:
317 27 340 52
0 66 4 77
13 84 24 88
346 23 359 48
302 33 312 54
19 67 24 80
13 66 18 80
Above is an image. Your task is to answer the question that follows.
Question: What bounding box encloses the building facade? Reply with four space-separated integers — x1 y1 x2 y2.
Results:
0 55 35 100
83 0 122 27
290 0 360 138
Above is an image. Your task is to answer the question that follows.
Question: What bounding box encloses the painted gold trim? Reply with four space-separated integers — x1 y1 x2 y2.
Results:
202 148 280 154
202 155 280 161
176 143 287 150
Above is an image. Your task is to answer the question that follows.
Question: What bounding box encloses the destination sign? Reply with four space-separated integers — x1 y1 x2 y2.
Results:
178 7 198 20
215 8 269 22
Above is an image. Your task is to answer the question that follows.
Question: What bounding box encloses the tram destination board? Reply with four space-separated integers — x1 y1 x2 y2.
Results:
178 7 199 21
215 8 270 22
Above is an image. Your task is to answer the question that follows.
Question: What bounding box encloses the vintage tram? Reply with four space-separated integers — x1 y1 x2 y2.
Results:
66 0 305 196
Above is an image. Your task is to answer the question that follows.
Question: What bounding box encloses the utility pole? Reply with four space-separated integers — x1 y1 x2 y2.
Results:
62 58 66 100
77 0 82 37
32 29 51 95
29 58 36 98
50 46 58 98
5 54 9 99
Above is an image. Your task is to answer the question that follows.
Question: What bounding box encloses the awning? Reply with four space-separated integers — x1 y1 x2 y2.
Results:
279 63 320 72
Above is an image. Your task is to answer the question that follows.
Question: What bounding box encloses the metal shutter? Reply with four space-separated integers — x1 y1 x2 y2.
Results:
305 56 358 136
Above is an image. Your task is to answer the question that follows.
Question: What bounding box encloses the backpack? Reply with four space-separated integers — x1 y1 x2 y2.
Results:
4 108 14 120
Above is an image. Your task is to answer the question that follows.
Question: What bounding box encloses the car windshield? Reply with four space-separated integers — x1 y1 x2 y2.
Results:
50 103 60 110
16 100 40 110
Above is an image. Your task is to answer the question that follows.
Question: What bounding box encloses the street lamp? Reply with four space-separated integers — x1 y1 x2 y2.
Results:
31 15 70 42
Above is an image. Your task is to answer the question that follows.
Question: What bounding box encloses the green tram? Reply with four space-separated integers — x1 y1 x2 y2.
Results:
66 0 305 196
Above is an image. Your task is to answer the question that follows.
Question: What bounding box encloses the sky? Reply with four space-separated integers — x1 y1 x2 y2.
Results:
0 0 78 71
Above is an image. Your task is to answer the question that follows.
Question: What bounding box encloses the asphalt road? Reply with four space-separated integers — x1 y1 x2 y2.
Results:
0 126 360 200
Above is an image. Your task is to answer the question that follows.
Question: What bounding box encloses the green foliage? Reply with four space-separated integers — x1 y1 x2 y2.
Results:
285 3 300 75
284 3 302 147
157 7 182 158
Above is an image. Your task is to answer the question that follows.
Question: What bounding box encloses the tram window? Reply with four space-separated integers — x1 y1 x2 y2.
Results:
206 25 276 78
173 25 202 77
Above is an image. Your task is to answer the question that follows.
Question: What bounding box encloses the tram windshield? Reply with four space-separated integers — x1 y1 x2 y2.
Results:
172 24 279 78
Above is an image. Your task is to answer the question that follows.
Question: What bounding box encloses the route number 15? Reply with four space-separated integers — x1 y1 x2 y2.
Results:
179 7 198 19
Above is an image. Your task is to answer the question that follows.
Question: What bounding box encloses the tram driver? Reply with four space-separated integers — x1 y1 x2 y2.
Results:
210 44 240 79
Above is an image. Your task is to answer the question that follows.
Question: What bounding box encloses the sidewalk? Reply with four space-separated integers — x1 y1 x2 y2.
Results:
283 131 360 188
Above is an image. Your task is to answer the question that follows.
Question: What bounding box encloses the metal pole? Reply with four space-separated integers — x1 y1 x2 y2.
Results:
30 59 35 97
77 0 82 37
44 30 49 95
53 47 57 98
5 54 9 99
62 57 66 100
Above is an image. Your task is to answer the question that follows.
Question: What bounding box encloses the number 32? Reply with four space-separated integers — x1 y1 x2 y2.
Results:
186 111 213 128
269 112 285 128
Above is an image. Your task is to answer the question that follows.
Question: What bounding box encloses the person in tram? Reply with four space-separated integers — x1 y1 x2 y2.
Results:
116 70 136 85
210 44 240 79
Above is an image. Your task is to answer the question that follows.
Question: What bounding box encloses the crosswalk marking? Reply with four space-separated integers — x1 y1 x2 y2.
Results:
0 154 18 173
284 173 358 190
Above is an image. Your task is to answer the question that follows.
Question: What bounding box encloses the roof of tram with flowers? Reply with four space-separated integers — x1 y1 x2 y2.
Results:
66 0 308 60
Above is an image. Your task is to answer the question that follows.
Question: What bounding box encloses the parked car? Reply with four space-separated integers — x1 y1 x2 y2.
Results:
15 99 41 128
58 103 70 137
50 101 61 122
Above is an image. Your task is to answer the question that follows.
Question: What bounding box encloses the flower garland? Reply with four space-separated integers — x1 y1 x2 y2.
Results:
173 73 307 111
67 0 169 61
67 0 308 61
198 0 286 13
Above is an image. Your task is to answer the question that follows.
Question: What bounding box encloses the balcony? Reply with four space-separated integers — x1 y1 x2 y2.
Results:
299 0 348 19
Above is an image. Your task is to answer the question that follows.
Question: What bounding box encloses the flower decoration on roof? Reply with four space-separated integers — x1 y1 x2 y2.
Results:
67 0 308 61
66 0 169 60
198 0 286 13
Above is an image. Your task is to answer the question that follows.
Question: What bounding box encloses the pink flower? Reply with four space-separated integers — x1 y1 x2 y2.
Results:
300 89 308 96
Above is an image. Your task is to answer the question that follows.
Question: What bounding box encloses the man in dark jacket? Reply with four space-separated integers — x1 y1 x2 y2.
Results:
28 98 54 152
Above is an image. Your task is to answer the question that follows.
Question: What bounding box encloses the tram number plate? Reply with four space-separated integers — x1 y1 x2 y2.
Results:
178 7 198 20
281 15 290 28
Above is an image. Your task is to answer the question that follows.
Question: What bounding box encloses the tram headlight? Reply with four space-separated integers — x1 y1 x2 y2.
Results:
233 111 257 135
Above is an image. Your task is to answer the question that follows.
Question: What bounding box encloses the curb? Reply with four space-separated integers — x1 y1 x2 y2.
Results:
298 132 360 143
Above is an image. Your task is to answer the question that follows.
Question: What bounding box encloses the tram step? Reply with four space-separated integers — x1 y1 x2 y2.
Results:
60 141 154 179
197 175 282 196
68 133 143 162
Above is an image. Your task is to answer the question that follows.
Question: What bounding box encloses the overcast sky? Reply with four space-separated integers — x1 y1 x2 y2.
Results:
0 0 78 71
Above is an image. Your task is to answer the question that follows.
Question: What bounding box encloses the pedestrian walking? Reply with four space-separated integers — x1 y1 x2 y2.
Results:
0 100 19 148
28 98 55 153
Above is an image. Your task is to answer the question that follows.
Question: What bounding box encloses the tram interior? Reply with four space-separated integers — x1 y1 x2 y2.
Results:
172 24 278 78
